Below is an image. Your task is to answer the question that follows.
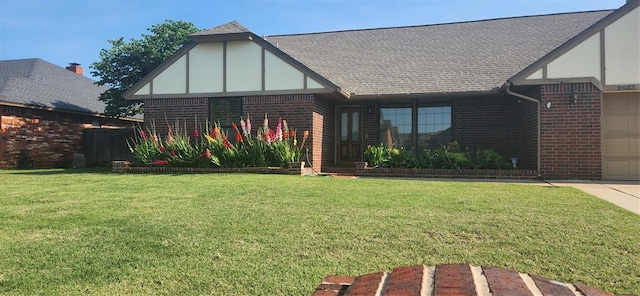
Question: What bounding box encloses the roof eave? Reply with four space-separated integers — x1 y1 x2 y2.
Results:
0 100 142 122
188 32 254 43
348 89 501 100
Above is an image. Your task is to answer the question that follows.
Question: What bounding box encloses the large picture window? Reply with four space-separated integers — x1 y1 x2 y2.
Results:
210 97 242 127
380 107 412 149
417 106 451 152
379 104 451 152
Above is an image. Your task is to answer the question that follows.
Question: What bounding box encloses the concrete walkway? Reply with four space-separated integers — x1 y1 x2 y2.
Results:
545 180 640 215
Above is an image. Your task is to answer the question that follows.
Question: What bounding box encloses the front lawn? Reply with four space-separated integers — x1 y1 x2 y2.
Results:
0 169 638 295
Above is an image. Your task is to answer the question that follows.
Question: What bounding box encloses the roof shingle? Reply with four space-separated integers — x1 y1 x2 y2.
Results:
0 58 108 114
259 11 611 96
191 21 251 36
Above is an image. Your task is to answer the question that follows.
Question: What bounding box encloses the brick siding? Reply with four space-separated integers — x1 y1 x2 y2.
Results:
539 83 602 180
313 98 335 170
359 96 535 170
244 94 318 168
0 106 129 168
518 99 539 171
143 86 605 179
452 96 523 165
362 102 380 149
143 97 209 136
145 95 329 169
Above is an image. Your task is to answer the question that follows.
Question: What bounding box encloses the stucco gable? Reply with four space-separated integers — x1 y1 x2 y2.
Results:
125 22 342 100
510 0 639 91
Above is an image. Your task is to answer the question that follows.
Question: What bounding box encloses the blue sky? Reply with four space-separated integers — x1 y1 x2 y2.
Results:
0 0 625 80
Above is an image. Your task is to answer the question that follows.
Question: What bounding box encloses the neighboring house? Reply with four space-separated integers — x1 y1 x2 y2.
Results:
0 58 141 168
125 0 639 180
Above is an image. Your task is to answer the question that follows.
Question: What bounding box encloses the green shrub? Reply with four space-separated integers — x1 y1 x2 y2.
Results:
469 148 511 169
385 147 418 168
364 144 389 167
364 141 511 170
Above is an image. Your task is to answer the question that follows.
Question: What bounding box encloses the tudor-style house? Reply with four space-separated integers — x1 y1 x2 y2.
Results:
125 0 639 180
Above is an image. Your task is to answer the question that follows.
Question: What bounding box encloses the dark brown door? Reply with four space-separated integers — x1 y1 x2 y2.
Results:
338 107 362 165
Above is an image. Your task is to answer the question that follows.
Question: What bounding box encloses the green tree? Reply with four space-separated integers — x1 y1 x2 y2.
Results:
91 20 199 117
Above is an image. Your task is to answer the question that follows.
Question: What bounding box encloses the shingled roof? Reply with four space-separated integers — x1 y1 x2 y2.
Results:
0 58 108 114
191 20 251 36
258 11 612 97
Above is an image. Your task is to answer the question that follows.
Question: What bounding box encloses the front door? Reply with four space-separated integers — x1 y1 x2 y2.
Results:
338 107 363 165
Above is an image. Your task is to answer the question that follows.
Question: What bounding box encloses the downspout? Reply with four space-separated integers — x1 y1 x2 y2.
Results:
505 81 542 177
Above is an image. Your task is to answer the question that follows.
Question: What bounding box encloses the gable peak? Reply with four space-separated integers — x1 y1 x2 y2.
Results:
191 21 252 36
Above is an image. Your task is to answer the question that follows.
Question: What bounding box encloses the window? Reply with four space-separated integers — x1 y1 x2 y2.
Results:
209 97 242 127
379 104 452 152
380 107 412 148
417 106 451 152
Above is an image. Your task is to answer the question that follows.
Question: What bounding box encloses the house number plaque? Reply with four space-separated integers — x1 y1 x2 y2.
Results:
616 85 638 91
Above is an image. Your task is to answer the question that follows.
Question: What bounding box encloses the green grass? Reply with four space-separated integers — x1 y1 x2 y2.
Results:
0 169 638 295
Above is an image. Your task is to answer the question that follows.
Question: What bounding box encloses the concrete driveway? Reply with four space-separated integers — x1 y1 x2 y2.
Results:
545 180 640 215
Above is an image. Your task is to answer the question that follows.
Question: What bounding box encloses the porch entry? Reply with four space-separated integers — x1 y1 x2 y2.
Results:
338 107 363 165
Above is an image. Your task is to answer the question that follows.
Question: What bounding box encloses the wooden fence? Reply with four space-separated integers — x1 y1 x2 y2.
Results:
82 128 134 166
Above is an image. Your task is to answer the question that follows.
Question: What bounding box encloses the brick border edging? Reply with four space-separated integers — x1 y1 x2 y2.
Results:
313 264 625 296
355 162 539 180
111 161 311 175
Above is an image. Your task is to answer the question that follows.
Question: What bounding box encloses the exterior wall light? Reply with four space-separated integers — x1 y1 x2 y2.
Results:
571 92 579 103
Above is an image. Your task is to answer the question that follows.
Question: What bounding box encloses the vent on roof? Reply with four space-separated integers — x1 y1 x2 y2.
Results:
66 63 83 75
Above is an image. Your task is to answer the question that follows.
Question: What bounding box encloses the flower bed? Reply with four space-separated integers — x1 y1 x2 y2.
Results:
360 142 538 179
126 114 309 170
112 160 312 175
355 164 538 180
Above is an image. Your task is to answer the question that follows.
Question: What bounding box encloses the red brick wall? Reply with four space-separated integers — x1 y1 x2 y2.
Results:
143 98 209 137
313 98 335 170
243 94 317 167
0 106 129 168
539 83 602 180
518 99 539 170
358 97 535 169
452 96 522 163
143 95 330 169
362 102 380 148
243 94 314 133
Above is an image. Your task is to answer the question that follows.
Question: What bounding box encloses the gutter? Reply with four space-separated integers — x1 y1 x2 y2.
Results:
505 81 542 177
347 89 499 100
336 88 351 99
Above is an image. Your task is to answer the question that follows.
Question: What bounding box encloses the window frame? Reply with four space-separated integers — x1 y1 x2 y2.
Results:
378 102 452 153
416 104 452 152
379 104 413 149
209 97 242 128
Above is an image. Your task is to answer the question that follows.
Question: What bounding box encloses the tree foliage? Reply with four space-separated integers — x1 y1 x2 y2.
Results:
90 20 199 117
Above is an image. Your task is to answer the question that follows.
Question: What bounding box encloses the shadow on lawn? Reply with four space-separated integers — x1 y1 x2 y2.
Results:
4 167 113 175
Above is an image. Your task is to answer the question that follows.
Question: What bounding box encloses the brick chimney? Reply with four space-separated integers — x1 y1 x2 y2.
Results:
66 63 83 75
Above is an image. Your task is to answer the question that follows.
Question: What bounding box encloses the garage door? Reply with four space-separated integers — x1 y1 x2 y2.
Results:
602 92 640 181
